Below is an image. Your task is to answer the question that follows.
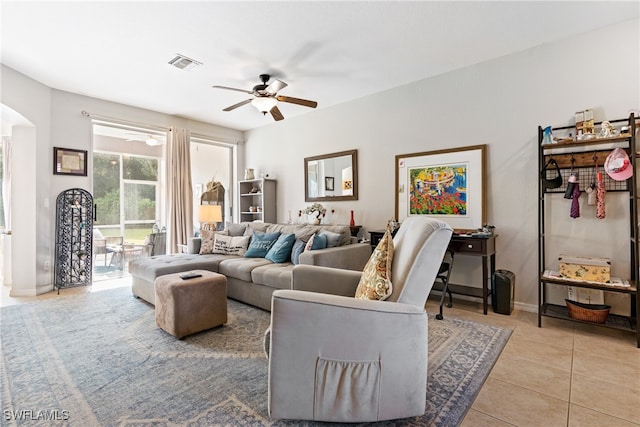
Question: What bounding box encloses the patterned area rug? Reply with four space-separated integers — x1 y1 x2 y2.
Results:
1 286 511 426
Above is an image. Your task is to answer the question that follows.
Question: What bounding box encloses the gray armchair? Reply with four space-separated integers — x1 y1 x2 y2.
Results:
267 217 453 423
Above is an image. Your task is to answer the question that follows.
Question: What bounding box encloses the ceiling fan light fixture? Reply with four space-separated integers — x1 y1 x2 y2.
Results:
251 97 277 115
146 137 160 146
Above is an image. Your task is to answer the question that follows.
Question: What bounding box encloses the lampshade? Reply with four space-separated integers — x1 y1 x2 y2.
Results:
198 204 222 224
251 97 277 114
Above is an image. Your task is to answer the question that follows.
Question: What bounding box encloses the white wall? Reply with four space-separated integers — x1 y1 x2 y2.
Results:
244 19 640 308
1 64 244 295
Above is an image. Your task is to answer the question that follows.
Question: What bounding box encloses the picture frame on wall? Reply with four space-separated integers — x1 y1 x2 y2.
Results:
53 147 88 176
325 176 335 191
395 144 486 232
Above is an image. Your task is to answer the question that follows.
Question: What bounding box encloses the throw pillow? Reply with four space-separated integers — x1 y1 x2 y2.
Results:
244 231 281 258
265 233 296 263
225 222 247 237
212 234 251 256
354 228 394 301
304 233 327 251
199 229 216 254
290 239 306 265
319 230 342 248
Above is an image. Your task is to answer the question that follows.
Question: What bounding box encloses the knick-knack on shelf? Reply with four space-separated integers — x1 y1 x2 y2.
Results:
350 210 355 227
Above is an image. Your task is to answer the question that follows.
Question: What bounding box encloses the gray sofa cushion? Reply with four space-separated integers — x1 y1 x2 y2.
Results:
219 257 272 282
251 263 295 289
128 253 233 283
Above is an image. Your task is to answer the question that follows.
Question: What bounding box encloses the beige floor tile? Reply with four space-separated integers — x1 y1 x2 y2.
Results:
460 408 516 427
490 352 571 401
501 334 573 371
472 378 568 427
569 404 639 427
573 332 640 366
571 373 640 423
510 320 575 350
573 351 640 391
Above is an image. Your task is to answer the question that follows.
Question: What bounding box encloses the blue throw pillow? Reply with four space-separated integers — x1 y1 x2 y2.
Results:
265 233 296 263
244 231 281 258
310 233 327 250
290 239 306 265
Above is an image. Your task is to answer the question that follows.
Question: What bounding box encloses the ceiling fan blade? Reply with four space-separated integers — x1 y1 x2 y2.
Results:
212 85 253 94
276 96 318 109
223 99 252 111
270 105 284 121
265 79 287 95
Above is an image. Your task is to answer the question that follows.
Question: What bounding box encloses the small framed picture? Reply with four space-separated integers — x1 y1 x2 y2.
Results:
54 147 87 176
325 176 335 191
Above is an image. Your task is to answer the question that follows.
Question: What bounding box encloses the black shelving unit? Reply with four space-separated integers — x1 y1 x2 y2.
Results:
54 188 93 292
538 113 639 347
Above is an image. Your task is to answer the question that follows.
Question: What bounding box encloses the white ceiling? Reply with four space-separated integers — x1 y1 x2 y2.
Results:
2 1 638 131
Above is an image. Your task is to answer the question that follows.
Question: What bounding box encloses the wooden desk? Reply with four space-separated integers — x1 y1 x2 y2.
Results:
369 231 497 314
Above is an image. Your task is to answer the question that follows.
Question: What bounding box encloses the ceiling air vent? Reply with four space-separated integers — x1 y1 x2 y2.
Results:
168 54 202 71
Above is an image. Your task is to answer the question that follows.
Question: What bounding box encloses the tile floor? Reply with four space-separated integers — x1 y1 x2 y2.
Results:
2 281 639 426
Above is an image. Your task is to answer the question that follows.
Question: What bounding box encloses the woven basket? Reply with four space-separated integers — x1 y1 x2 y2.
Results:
565 299 611 324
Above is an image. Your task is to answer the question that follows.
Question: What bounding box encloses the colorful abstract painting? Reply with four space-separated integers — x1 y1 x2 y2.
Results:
409 164 468 216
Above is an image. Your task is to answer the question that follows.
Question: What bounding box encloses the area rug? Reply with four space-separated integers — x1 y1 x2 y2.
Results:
1 286 511 426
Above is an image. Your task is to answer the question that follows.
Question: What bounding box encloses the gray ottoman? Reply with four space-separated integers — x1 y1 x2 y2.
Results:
154 270 227 339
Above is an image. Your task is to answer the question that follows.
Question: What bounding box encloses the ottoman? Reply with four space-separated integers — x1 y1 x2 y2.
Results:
154 270 227 339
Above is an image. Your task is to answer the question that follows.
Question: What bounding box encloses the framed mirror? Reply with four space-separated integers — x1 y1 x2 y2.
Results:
305 149 358 202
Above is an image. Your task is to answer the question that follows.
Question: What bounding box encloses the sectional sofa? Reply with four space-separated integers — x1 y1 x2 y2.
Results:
128 221 372 311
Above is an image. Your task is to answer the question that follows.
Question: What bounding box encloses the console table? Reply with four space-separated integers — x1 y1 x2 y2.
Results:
369 230 497 314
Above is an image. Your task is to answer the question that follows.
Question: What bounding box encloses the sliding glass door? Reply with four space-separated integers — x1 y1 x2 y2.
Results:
92 122 165 276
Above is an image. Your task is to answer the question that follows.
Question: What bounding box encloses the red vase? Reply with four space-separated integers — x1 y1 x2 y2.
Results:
349 210 355 227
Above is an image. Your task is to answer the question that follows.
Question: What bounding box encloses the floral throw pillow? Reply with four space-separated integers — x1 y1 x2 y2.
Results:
199 229 216 254
354 228 394 300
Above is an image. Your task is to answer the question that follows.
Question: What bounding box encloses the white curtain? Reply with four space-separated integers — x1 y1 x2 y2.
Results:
166 127 193 253
2 137 11 231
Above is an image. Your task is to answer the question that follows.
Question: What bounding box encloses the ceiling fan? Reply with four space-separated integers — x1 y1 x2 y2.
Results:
125 133 163 146
212 74 318 121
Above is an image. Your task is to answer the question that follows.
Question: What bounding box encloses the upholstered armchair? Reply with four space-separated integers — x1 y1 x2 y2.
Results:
267 217 453 423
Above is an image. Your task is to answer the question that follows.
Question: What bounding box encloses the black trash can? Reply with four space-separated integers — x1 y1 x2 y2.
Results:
492 270 515 315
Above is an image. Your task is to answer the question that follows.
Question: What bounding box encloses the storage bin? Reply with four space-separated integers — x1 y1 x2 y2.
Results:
558 255 610 283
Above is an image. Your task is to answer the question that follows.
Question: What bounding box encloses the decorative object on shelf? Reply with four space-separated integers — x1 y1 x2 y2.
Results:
395 144 486 232
599 120 616 138
198 204 222 231
303 203 326 225
244 168 255 180
350 210 355 227
575 109 595 137
53 147 88 176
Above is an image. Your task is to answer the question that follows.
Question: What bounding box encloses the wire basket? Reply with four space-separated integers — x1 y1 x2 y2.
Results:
565 299 611 324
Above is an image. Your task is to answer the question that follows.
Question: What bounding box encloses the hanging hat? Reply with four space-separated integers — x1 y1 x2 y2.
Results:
540 158 563 189
604 148 633 181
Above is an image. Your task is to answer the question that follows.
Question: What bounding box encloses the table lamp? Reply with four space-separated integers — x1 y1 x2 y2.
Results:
198 204 222 231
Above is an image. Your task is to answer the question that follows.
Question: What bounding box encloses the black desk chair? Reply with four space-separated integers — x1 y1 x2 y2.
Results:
434 248 455 320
